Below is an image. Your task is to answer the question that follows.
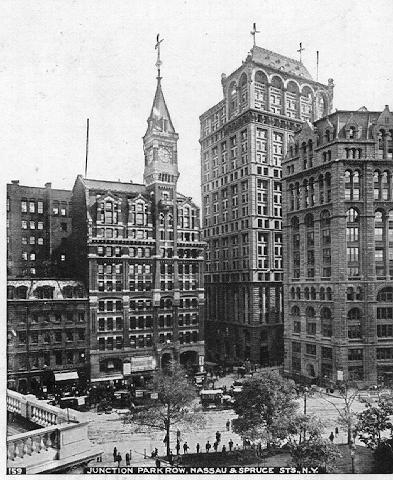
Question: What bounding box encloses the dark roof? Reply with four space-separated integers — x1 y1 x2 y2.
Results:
145 78 176 136
82 178 146 194
251 46 313 80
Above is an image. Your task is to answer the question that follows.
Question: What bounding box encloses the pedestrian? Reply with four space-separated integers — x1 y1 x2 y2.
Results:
228 439 233 451
125 452 130 466
196 443 200 454
215 431 221 443
163 434 168 445
235 444 240 450
177 429 181 440
176 440 180 455
329 432 334 442
169 451 174 465
129 450 132 460
116 453 122 467
222 445 226 453
154 447 158 457
335 427 339 437
213 441 218 452
226 419 230 431
205 441 211 453
155 458 161 468
113 446 117 462
183 442 189 454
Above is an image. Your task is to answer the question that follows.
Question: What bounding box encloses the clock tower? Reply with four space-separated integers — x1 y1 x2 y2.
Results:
143 73 179 191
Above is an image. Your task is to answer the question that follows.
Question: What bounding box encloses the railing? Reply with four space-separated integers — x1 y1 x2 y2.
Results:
7 425 59 463
7 390 102 473
7 390 78 427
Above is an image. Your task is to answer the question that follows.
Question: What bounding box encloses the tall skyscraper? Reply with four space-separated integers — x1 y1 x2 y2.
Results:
282 106 393 385
70 53 205 384
200 41 333 366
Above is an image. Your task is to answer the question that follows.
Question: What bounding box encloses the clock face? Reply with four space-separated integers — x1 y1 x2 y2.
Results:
158 147 172 163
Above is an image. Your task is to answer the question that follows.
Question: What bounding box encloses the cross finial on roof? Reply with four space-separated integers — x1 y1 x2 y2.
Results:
250 23 260 48
297 42 305 63
155 33 164 79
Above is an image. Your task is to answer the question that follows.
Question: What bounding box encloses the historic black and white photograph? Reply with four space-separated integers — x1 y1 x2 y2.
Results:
4 0 393 475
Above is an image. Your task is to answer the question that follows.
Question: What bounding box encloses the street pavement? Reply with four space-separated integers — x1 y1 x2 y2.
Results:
84 371 391 467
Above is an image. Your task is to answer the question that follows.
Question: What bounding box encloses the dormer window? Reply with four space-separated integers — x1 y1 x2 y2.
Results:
348 127 356 139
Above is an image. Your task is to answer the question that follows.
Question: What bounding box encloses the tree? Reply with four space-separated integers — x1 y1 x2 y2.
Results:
356 400 393 449
124 361 204 456
319 381 358 444
275 413 342 472
289 436 342 472
232 370 298 448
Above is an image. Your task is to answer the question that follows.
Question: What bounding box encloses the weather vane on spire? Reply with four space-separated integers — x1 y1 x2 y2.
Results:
155 33 164 79
250 23 260 48
297 42 305 63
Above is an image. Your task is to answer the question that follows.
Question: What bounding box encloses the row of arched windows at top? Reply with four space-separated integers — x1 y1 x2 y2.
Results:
289 174 331 210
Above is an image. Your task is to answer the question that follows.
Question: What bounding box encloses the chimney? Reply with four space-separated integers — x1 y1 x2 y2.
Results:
45 182 52 189
11 180 19 185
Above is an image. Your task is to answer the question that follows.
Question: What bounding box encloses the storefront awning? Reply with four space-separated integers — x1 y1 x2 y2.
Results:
90 375 123 383
55 371 79 382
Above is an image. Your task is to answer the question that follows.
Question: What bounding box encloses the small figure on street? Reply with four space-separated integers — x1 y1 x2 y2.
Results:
196 443 200 454
129 450 132 460
125 452 130 466
235 444 240 450
154 447 158 457
116 453 122 467
215 431 221 443
177 429 181 440
113 446 117 462
228 439 234 451
222 445 227 453
329 432 334 442
213 441 218 452
226 419 230 431
176 440 181 455
183 442 189 454
206 441 211 453
169 451 174 465
335 427 339 437
155 458 161 468
163 434 168 445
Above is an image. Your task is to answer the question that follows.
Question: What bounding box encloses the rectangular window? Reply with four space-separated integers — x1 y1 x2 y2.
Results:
306 344 316 356
348 348 363 361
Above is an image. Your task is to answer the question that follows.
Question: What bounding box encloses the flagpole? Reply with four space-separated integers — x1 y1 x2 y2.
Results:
85 118 89 178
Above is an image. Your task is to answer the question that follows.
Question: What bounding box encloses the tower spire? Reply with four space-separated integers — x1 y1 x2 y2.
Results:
297 42 305 63
155 33 164 80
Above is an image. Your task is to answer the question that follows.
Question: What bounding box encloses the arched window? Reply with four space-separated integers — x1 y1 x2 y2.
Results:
270 76 284 115
382 171 389 200
311 287 316 300
290 287 295 299
326 287 332 300
389 210 393 277
295 182 301 210
321 307 332 337
301 143 307 170
347 308 362 339
239 73 248 110
346 208 360 278
292 306 301 333
346 287 355 301
300 86 313 122
292 216 300 279
296 287 301 299
289 184 295 211
228 81 238 118
309 177 315 206
318 174 324 204
286 81 300 119
321 210 331 278
374 171 381 200
377 287 393 302
304 287 310 299
320 287 325 300
254 71 268 111
375 210 385 277
7 286 15 299
306 307 316 335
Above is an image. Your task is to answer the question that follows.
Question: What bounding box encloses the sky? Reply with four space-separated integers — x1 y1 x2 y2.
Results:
2 0 393 205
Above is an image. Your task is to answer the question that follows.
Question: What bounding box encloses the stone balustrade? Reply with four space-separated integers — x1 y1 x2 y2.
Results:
7 390 102 473
7 389 78 427
7 425 59 464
